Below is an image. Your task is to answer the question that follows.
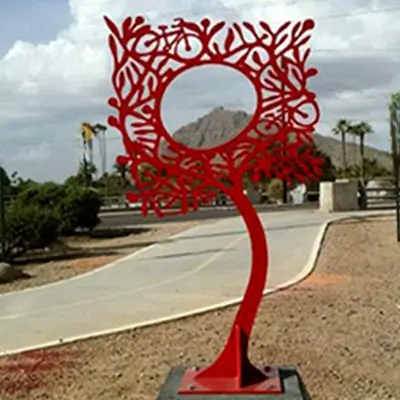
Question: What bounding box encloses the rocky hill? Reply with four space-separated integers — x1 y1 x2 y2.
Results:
169 107 393 170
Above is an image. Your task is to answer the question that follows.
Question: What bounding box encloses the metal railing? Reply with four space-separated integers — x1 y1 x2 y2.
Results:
365 186 399 210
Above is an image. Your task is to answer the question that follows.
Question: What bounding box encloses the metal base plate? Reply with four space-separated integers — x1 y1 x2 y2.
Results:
157 366 311 399
178 366 281 394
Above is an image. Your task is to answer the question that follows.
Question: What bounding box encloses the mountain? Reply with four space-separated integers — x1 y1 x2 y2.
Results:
170 107 393 171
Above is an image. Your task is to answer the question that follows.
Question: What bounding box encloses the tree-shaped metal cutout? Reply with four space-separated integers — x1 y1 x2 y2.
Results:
105 15 322 395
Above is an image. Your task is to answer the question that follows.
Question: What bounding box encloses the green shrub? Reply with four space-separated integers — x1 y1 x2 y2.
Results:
2 203 61 261
15 182 102 235
59 186 102 234
16 182 67 209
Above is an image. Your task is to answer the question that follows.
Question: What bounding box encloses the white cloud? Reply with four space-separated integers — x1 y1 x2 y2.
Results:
0 0 399 181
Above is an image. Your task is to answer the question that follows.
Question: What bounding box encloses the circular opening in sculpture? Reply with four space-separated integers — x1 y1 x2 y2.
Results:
160 64 258 150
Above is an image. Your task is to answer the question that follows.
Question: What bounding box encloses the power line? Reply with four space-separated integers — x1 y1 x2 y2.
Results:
155 2 400 22
312 48 400 53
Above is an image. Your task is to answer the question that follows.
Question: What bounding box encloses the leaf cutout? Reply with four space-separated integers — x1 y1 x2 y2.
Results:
294 35 312 49
148 75 155 92
213 42 220 54
275 21 291 38
104 16 120 38
107 116 119 128
252 51 262 66
306 68 318 77
117 72 126 91
302 19 315 32
132 25 151 40
122 17 132 35
259 21 273 35
275 33 288 49
291 66 304 85
292 21 301 38
224 28 235 51
182 21 201 33
201 18 211 28
209 21 226 38
133 15 145 28
108 98 118 108
108 36 118 60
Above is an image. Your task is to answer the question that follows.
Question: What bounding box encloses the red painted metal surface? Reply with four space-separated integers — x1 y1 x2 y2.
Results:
105 15 321 395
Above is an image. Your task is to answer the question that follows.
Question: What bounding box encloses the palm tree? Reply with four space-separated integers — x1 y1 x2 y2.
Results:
352 121 373 183
79 160 97 187
332 119 352 177
81 122 108 177
92 123 108 177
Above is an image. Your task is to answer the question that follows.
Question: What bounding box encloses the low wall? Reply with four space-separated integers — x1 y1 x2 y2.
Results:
319 180 359 212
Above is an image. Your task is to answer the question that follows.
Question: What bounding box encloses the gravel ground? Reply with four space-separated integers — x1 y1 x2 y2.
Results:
0 221 198 294
0 216 399 400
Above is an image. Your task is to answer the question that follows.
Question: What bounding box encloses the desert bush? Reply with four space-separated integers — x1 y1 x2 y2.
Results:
16 181 67 208
59 186 102 234
15 182 102 235
1 202 61 261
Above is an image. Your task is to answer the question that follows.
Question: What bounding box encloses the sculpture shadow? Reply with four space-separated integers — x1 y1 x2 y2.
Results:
171 221 325 243
153 248 236 260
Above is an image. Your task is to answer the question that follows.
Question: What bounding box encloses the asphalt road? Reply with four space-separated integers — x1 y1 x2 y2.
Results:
99 203 318 228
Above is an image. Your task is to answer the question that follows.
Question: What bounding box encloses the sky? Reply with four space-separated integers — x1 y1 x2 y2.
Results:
0 0 399 182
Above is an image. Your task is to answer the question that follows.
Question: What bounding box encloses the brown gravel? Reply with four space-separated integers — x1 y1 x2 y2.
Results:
1 216 400 400
0 221 197 294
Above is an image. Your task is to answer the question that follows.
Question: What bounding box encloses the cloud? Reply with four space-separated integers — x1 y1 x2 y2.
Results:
0 0 399 181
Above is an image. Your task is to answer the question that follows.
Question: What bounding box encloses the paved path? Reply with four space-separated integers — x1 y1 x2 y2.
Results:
0 209 389 355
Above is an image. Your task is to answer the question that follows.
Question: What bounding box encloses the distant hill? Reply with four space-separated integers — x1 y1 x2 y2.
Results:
169 107 393 171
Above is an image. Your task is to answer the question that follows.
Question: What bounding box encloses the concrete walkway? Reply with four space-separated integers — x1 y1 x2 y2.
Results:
0 209 389 355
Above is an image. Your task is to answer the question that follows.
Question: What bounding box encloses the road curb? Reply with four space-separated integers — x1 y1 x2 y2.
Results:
1 212 370 357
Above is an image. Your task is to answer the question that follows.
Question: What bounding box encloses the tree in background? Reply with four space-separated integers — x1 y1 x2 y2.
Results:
332 119 352 176
352 121 373 183
337 158 389 183
302 145 336 192
66 161 98 187
81 122 108 181
0 167 11 189
113 161 130 186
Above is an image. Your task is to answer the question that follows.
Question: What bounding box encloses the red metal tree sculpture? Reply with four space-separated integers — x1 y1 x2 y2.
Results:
105 15 322 395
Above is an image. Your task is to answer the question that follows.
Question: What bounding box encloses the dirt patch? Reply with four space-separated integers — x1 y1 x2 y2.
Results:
0 221 197 294
0 216 399 400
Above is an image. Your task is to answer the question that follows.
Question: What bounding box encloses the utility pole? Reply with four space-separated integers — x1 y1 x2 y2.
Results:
0 167 6 261
390 96 400 242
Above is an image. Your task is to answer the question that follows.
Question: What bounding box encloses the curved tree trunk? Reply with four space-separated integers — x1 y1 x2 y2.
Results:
195 185 269 387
